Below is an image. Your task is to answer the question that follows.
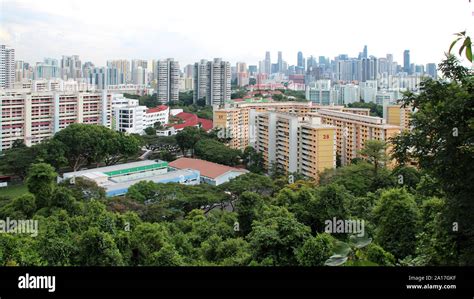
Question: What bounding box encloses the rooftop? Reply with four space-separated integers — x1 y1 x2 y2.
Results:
63 160 167 177
147 105 169 114
168 112 213 131
169 158 248 179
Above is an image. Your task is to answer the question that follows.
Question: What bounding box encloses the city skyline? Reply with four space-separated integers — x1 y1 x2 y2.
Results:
1 0 473 67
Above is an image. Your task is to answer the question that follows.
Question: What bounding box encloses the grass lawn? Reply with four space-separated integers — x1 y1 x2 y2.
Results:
0 184 29 199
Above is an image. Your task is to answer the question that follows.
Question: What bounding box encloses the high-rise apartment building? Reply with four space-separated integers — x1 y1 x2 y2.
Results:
306 80 340 105
0 45 15 89
193 58 231 106
106 60 131 84
131 59 148 84
61 55 82 80
251 111 336 179
383 104 414 131
213 101 369 150
183 64 194 78
0 89 112 151
193 59 209 103
157 58 180 104
35 58 61 80
316 109 400 166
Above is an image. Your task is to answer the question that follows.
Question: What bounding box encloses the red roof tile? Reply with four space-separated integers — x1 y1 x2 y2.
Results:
169 158 247 179
169 112 213 131
147 105 169 114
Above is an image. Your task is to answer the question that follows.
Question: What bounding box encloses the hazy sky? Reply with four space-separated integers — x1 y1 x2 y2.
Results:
0 0 473 67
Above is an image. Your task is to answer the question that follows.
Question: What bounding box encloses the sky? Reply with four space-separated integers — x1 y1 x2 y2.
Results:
0 0 473 67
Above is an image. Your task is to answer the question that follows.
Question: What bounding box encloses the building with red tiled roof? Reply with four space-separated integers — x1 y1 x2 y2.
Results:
167 112 213 132
145 105 169 128
147 105 169 114
169 157 248 186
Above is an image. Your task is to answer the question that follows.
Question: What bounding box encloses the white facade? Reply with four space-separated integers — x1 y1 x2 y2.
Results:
0 45 15 89
145 107 169 128
0 89 111 151
193 58 231 106
157 58 180 103
112 94 169 135
114 105 147 134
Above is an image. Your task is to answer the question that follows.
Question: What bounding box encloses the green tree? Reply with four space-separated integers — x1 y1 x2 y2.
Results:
60 176 106 201
242 146 264 173
102 132 141 166
358 140 388 176
26 163 57 209
248 206 311 266
147 244 184 266
309 184 350 233
78 227 124 266
372 188 420 260
392 55 474 264
220 173 276 197
144 126 157 136
175 127 204 156
296 233 335 266
53 124 108 171
235 192 264 235
0 145 37 180
194 138 242 166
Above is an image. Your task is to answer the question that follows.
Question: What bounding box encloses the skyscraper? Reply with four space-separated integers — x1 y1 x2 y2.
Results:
157 58 180 104
362 45 368 59
131 59 148 83
35 58 60 80
193 58 231 106
61 55 82 80
107 60 131 84
277 51 283 73
183 64 194 78
265 51 271 75
426 63 437 79
0 45 15 89
403 50 410 74
297 51 304 68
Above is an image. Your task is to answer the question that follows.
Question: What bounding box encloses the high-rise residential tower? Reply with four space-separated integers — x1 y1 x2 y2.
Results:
193 58 231 106
0 45 15 89
61 55 82 80
131 59 148 83
106 60 131 84
157 58 180 104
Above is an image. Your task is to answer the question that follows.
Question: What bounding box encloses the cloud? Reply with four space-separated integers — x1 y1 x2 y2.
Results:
1 0 473 67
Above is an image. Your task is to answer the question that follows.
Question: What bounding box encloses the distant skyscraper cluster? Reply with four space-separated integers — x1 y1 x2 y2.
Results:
0 43 439 108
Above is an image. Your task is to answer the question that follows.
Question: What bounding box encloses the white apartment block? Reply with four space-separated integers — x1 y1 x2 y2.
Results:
193 58 231 106
157 58 180 104
0 89 112 151
13 79 96 92
112 94 169 135
0 45 15 89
